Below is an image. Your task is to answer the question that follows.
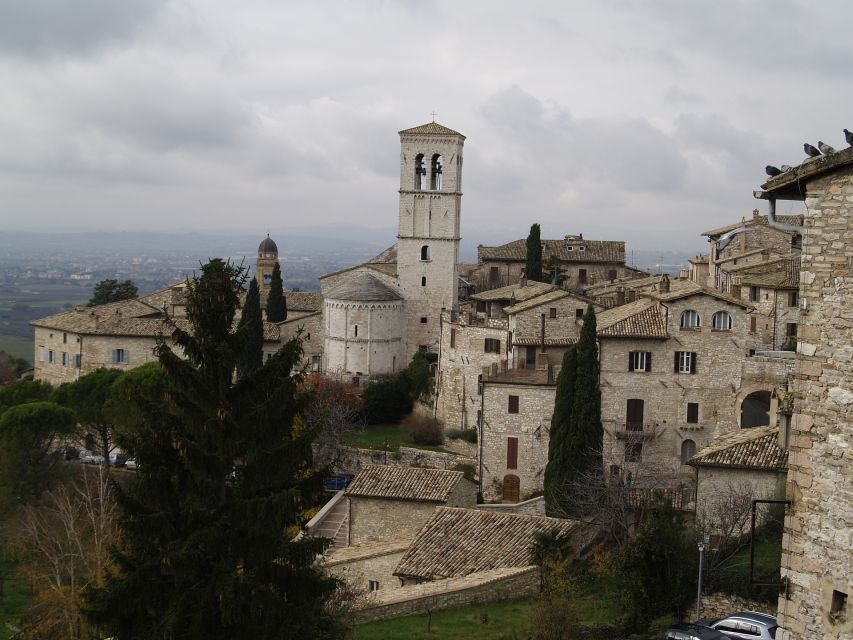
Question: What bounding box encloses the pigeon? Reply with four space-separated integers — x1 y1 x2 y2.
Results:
804 143 821 158
845 129 853 146
780 165 792 172
765 165 782 177
818 141 836 155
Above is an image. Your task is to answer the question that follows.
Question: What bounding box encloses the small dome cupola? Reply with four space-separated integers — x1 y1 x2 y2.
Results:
258 234 278 255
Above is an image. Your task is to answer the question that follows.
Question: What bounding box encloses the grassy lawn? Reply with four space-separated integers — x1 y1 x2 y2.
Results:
352 596 537 640
343 424 448 453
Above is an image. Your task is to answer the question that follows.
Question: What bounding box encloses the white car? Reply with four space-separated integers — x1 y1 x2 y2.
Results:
79 450 105 465
125 459 138 471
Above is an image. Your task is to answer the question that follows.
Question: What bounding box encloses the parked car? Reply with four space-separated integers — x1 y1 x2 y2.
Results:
79 450 105 465
323 473 354 492
661 623 732 640
125 459 138 471
109 452 127 467
56 445 79 460
707 611 778 639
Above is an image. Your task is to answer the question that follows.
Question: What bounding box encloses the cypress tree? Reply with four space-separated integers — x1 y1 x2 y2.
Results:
86 259 342 639
237 277 263 380
525 223 543 283
544 346 577 516
565 305 603 504
266 262 287 322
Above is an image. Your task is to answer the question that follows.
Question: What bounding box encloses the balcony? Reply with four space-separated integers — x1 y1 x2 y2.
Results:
613 422 659 439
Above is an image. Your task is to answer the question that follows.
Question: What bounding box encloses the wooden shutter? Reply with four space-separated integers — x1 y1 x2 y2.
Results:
506 438 518 469
508 395 519 414
626 399 644 431
690 352 697 374
687 402 699 423
628 353 635 371
645 352 652 372
674 351 680 373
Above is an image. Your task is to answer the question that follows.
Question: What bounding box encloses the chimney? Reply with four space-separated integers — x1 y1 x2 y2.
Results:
753 208 760 220
616 287 626 306
659 274 670 294
627 289 637 302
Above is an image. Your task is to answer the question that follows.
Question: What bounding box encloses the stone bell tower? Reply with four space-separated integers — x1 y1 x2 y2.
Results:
256 234 279 295
396 122 465 359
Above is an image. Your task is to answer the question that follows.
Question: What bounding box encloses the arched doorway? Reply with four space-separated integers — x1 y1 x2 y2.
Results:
502 474 520 502
740 390 771 428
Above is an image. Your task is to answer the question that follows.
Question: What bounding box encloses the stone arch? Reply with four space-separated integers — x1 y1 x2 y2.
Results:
740 389 772 428
681 439 696 464
430 154 443 190
414 153 425 190
680 309 700 328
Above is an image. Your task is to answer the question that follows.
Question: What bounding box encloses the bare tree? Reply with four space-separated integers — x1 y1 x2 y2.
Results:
14 465 117 640
301 372 365 468
695 481 756 572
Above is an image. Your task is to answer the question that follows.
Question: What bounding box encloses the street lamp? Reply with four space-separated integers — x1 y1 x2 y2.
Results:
696 534 710 622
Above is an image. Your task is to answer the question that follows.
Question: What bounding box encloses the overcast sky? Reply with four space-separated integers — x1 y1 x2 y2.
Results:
1 0 850 251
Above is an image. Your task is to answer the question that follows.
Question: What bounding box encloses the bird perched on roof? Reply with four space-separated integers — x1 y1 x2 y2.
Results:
818 141 836 155
765 165 782 177
845 129 853 146
780 165 792 172
804 143 821 158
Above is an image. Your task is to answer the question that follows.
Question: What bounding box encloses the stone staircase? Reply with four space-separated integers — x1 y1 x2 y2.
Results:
305 490 349 552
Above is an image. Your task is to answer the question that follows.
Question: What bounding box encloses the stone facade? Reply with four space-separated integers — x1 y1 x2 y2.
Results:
324 539 411 593
766 151 853 640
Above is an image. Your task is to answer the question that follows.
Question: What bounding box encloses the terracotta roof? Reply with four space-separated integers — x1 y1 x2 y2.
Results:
713 247 771 266
320 261 398 281
323 538 412 566
470 281 554 303
584 274 665 296
399 122 465 138
503 289 594 315
733 256 800 290
479 238 625 264
483 368 556 386
393 507 579 580
324 272 402 302
286 291 323 312
688 425 788 471
369 244 397 264
345 465 466 503
702 214 804 237
596 299 668 339
649 280 754 309
513 337 578 347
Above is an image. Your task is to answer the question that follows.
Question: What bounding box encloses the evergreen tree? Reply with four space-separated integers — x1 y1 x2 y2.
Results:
236 278 263 380
266 262 287 322
55 367 123 464
543 346 577 516
525 223 543 283
565 305 603 501
88 279 138 306
86 259 342 639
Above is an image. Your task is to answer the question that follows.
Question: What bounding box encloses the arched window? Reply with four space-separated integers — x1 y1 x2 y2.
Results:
414 153 425 190
420 245 431 261
430 154 443 190
712 310 732 331
681 439 696 464
741 390 771 428
680 310 700 329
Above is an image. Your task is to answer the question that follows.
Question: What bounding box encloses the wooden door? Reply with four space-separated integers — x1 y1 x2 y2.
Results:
626 399 644 431
502 474 520 502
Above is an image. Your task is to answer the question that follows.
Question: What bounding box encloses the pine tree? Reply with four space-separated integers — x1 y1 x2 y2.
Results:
266 262 287 322
525 223 543 283
86 259 342 639
543 346 577 516
236 277 263 380
88 279 138 306
565 305 603 500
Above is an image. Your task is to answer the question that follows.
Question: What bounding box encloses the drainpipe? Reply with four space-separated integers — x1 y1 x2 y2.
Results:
755 192 803 235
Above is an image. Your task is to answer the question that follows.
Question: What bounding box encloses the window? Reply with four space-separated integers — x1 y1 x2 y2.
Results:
578 269 588 284
749 286 760 302
38 346 45 362
421 276 426 287
674 351 697 374
263 273 272 285
420 316 428 324
353 325 358 337
628 351 652 372
686 402 699 423
506 437 518 469
680 310 700 329
788 291 799 307
575 308 584 318
73 354 82 369
624 441 642 462
830 589 848 624
112 348 129 364
489 266 500 285
786 322 798 338
750 316 757 333
626 399 644 431
414 153 425 190
311 356 321 372
508 395 519 414
608 269 617 280
681 439 696 464
368 580 380 592
430 154 443 190
711 310 732 331
484 338 501 354
63 332 67 344
450 328 456 348
61 352 67 366
549 307 557 319
48 350 55 364
420 245 430 261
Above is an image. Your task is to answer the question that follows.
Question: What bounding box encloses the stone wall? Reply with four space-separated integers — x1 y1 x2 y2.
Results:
480 380 555 501
475 496 546 516
695 467 786 531
277 311 323 372
332 445 476 475
349 497 440 546
777 169 853 639
701 592 775 621
350 566 540 624
325 543 409 593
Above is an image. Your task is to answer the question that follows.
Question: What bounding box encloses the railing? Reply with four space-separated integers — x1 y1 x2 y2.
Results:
613 423 658 439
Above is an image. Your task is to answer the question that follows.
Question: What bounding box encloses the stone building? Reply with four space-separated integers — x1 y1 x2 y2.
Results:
344 464 477 546
319 122 466 382
757 144 853 640
472 234 633 291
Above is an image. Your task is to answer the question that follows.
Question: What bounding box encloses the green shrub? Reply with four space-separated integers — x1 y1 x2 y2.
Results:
362 375 412 424
402 413 443 446
446 428 477 443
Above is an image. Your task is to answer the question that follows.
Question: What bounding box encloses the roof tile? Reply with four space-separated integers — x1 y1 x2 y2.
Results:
345 465 466 503
689 426 788 471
